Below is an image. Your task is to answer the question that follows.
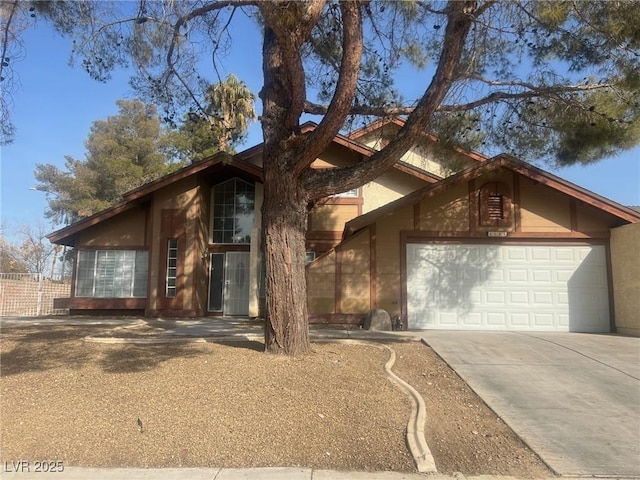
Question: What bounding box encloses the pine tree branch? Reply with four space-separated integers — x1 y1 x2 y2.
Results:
295 1 363 176
303 1 476 200
303 81 613 117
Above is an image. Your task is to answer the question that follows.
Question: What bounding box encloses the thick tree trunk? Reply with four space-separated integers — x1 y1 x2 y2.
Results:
262 164 311 355
260 25 312 356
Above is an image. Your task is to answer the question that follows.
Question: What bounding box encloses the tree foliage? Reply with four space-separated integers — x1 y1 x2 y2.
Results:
5 1 639 354
34 99 178 223
33 79 254 223
164 74 256 162
0 223 58 275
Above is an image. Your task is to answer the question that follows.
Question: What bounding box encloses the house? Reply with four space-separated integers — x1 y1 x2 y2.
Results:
48 119 640 334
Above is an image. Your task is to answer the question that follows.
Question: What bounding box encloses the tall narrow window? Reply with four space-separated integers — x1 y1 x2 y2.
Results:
166 239 178 298
212 178 255 244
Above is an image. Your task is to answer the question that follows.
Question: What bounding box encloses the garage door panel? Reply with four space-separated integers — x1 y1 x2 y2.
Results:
487 312 507 326
508 290 530 305
532 269 553 283
485 290 506 304
530 248 551 261
511 312 531 326
407 244 609 332
533 312 555 327
508 270 528 283
506 247 527 261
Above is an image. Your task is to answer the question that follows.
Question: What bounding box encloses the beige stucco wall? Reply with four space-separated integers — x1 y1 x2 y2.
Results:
307 250 336 313
419 183 469 231
310 204 360 231
362 169 426 213
339 230 370 313
610 222 640 336
376 205 413 316
358 132 475 177
519 179 572 233
576 204 619 234
76 206 147 247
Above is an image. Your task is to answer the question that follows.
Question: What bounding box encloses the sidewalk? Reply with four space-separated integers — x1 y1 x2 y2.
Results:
2 466 637 480
1 467 426 480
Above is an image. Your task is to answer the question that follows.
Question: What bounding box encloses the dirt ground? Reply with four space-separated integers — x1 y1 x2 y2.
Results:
0 324 552 476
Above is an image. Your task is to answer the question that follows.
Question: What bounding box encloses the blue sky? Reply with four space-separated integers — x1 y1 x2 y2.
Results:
2 19 639 242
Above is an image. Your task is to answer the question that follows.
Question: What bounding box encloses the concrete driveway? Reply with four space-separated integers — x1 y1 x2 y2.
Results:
421 331 640 477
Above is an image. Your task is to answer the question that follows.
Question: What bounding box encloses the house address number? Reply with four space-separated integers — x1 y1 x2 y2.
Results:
487 231 508 237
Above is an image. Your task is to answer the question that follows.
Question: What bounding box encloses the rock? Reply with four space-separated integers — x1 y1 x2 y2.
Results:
364 309 392 331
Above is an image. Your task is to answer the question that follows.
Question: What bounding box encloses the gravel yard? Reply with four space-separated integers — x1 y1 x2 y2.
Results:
0 323 552 477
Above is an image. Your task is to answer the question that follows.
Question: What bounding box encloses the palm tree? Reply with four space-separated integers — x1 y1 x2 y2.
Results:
206 74 256 152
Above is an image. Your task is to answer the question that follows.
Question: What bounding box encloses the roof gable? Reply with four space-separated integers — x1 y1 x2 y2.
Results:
48 153 262 245
347 116 489 167
344 154 640 237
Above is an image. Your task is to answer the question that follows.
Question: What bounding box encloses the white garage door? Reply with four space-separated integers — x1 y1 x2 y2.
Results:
406 244 609 332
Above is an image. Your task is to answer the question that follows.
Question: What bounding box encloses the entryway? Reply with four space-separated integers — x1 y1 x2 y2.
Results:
208 252 250 315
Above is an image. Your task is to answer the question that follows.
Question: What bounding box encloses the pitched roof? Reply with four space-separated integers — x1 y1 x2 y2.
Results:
347 116 490 164
47 152 263 245
47 123 440 245
343 153 640 238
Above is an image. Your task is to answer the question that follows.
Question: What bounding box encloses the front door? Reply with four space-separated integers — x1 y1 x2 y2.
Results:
208 252 250 315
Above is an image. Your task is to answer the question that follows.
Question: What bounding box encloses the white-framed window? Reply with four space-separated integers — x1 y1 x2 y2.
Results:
333 188 359 198
305 251 316 264
211 178 255 244
75 250 148 298
166 239 178 298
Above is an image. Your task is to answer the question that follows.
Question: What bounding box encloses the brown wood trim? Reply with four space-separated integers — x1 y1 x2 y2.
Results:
400 230 608 247
513 172 521 232
335 246 343 314
146 309 199 318
394 162 442 183
400 231 408 326
306 241 340 253
193 186 202 316
54 297 146 310
316 196 364 206
370 224 377 311
158 209 187 310
401 230 610 240
75 245 148 251
413 203 421 230
605 241 616 333
123 154 263 202
570 198 578 232
207 244 251 253
347 117 405 140
468 178 476 234
70 248 78 298
143 202 151 247
145 198 155 315
504 231 610 239
309 313 366 325
503 159 640 223
306 231 344 240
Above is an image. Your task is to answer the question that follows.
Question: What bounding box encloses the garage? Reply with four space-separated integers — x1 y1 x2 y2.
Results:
406 243 610 332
